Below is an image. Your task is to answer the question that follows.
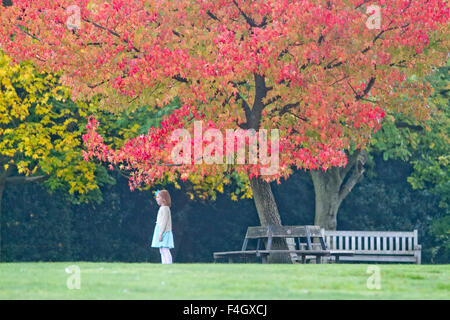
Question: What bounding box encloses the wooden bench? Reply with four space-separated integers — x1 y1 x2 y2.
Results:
323 230 422 264
213 225 354 264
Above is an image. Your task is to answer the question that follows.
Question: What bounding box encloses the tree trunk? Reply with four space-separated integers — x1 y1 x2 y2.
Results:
250 177 294 263
311 150 367 231
244 74 295 263
311 168 342 230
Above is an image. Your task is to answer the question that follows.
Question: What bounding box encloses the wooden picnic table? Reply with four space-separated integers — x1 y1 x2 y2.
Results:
213 225 354 264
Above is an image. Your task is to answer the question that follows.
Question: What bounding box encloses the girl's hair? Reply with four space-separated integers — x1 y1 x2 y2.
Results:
158 190 171 207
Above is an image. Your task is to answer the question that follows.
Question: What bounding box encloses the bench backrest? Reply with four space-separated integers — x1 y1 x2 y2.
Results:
243 225 326 251
323 230 419 254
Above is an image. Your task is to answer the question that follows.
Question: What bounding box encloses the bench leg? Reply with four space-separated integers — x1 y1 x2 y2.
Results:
415 250 421 265
261 255 267 264
301 255 306 264
335 255 340 264
228 256 233 264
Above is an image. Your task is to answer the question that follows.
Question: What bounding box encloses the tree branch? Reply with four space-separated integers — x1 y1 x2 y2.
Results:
340 150 361 179
5 174 48 185
324 59 343 70
355 0 371 10
87 79 109 89
206 10 221 22
355 77 376 100
338 150 367 203
82 17 141 53
264 95 281 107
279 102 300 116
172 75 189 83
286 110 307 122
236 92 252 123
395 121 424 131
232 0 267 28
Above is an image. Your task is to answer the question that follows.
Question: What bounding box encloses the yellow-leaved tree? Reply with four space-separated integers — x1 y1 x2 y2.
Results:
0 51 117 260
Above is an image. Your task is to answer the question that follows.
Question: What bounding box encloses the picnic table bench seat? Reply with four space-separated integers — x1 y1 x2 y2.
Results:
214 249 332 263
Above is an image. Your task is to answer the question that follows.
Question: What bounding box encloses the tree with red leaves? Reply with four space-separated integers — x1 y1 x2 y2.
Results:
1 0 447 261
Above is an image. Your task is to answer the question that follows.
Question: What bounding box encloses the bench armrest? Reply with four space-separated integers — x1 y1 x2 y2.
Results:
414 244 422 250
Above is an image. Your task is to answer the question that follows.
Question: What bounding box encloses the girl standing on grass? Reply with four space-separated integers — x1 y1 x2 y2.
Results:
151 190 174 264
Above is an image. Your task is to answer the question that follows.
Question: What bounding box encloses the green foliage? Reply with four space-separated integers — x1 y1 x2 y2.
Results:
358 64 449 263
2 172 155 262
0 51 117 204
429 215 450 264
370 64 449 209
339 156 448 264
370 114 416 162
407 65 449 209
89 96 182 149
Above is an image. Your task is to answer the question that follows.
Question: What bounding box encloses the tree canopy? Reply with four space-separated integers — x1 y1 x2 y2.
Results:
0 51 106 202
1 0 447 192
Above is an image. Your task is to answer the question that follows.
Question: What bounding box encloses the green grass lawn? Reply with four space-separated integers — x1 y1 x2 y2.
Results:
0 262 448 299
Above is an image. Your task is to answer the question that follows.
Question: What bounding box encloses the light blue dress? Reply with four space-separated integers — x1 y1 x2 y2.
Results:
151 223 174 248
151 206 174 248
